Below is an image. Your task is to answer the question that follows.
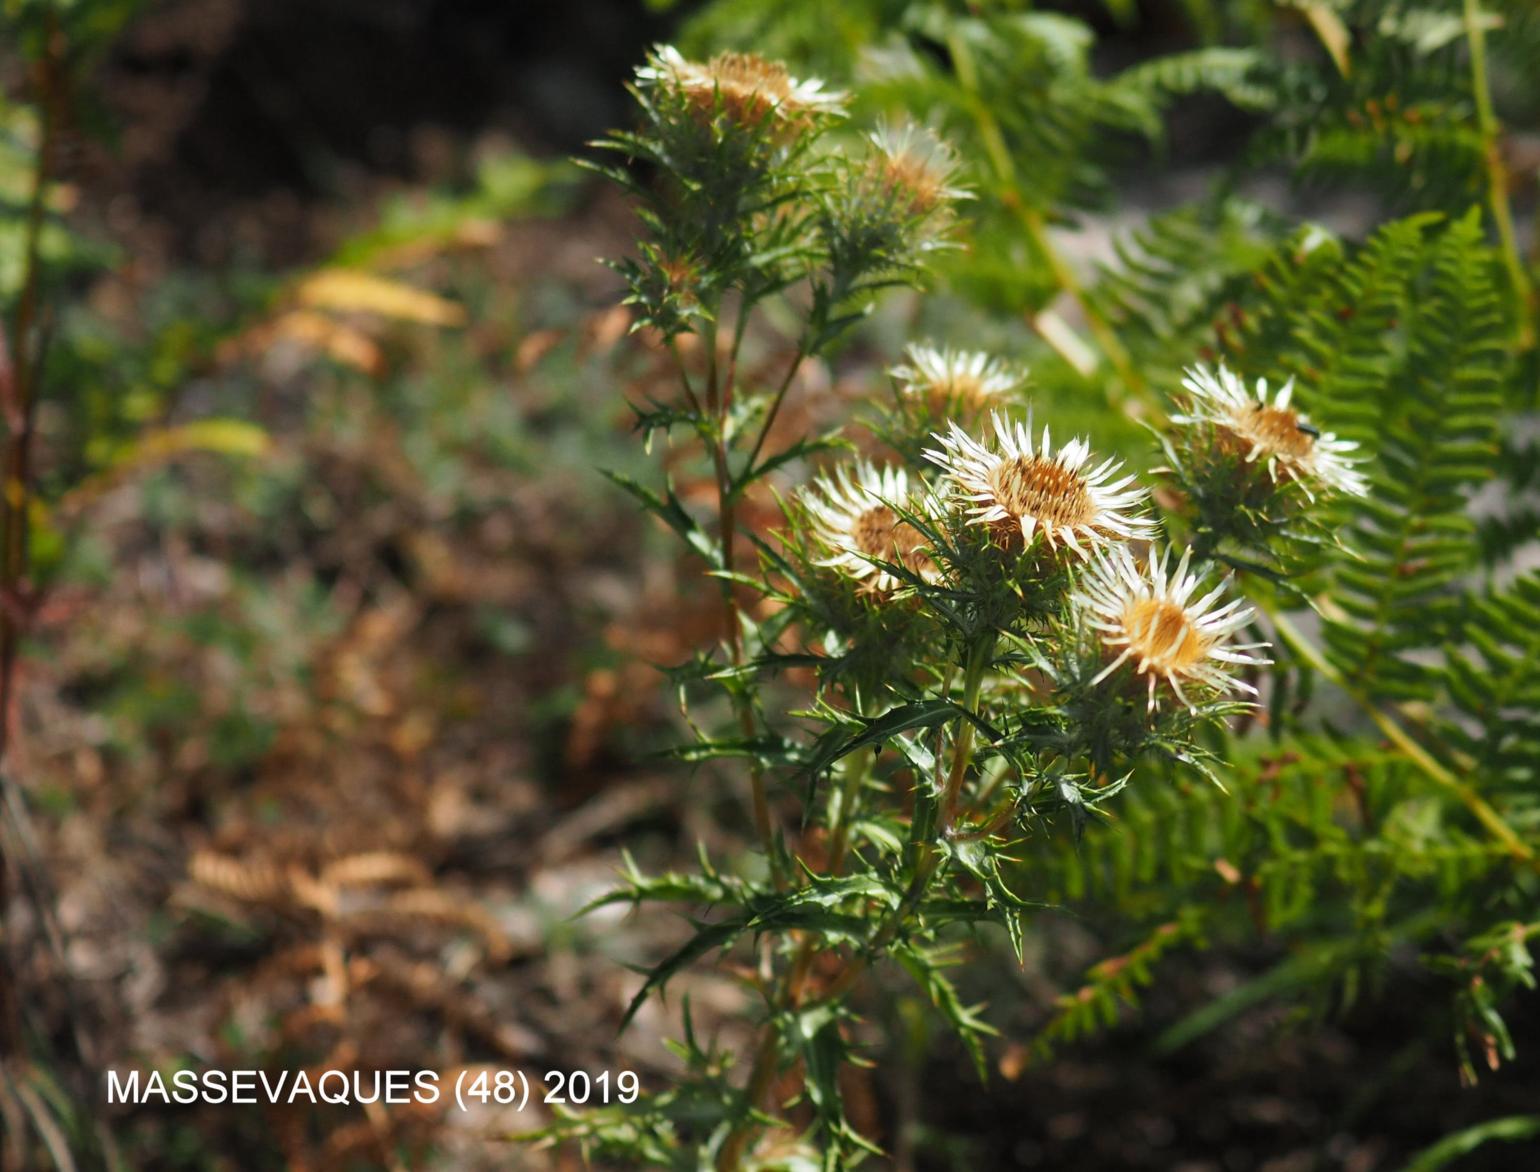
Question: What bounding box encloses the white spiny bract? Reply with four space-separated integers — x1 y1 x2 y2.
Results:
1076 544 1271 712
924 411 1154 556
891 344 1023 413
1174 363 1369 500
865 121 969 219
802 461 935 593
635 45 848 124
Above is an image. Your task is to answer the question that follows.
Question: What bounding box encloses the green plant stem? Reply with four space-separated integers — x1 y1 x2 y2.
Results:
722 297 751 421
742 336 809 477
1464 0 1535 346
741 700 777 874
721 903 911 1171
672 312 781 886
1268 609 1535 866
971 755 1013 810
824 748 871 877
670 320 784 889
818 854 936 1007
704 307 812 1172
722 641 993 1168
702 318 738 648
665 337 706 418
715 319 825 904
717 747 873 1170
786 749 874 993
941 634 994 827
708 301 752 601
717 1024 780 1171
955 801 1016 842
725 632 999 1168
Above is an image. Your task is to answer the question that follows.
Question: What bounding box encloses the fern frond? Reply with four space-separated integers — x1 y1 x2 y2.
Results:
1086 196 1286 379
1442 572 1540 787
1318 212 1505 699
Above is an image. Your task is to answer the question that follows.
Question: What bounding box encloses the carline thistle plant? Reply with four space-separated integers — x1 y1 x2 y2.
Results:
802 460 937 596
1076 544 1272 714
555 44 1374 1169
1158 361 1370 573
891 342 1025 418
924 411 1155 556
1173 363 1369 502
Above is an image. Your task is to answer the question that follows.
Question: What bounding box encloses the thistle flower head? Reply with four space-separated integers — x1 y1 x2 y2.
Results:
802 461 936 593
820 123 964 279
891 344 1022 415
864 121 967 221
924 412 1154 556
1173 363 1368 499
636 45 846 129
1077 544 1271 712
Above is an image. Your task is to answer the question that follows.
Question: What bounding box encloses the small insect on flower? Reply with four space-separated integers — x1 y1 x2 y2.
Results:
1174 363 1368 499
892 344 1023 415
864 122 968 222
924 412 1154 556
802 461 937 593
636 45 846 130
1077 544 1271 712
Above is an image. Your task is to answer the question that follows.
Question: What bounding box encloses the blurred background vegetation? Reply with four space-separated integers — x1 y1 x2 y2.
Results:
1 0 1537 1169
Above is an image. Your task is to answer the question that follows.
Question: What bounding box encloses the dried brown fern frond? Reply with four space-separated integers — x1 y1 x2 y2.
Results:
337 889 513 963
320 851 433 890
188 848 292 905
